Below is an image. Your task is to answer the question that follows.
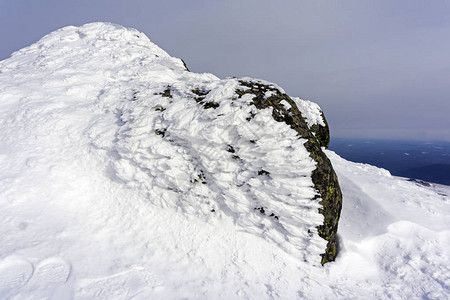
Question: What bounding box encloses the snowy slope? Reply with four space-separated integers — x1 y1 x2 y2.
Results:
0 23 449 299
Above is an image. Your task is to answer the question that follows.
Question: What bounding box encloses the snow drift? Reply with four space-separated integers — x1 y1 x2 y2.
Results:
0 23 449 299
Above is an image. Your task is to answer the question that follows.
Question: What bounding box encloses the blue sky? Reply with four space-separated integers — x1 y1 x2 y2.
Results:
1 0 450 141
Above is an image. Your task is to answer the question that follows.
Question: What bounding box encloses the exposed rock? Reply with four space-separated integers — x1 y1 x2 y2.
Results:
180 58 190 71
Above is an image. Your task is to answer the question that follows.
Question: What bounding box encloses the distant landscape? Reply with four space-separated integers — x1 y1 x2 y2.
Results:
329 138 450 186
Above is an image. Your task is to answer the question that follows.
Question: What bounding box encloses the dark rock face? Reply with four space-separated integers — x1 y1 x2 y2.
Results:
236 80 342 265
180 58 190 72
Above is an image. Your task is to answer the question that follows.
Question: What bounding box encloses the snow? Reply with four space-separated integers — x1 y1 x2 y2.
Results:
292 97 326 128
0 22 449 299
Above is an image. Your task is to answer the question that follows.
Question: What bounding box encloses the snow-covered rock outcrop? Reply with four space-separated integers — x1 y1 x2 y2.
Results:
0 22 342 265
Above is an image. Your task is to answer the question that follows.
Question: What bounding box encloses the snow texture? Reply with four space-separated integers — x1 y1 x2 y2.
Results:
291 97 326 128
0 23 449 299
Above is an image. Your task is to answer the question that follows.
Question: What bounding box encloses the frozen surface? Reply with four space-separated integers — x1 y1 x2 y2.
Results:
292 97 326 128
0 23 449 299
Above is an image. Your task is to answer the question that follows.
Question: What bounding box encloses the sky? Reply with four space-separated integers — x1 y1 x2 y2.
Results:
1 0 450 141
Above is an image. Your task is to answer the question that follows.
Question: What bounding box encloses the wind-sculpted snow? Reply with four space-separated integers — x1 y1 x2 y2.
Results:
108 78 325 257
0 23 449 299
292 97 325 129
